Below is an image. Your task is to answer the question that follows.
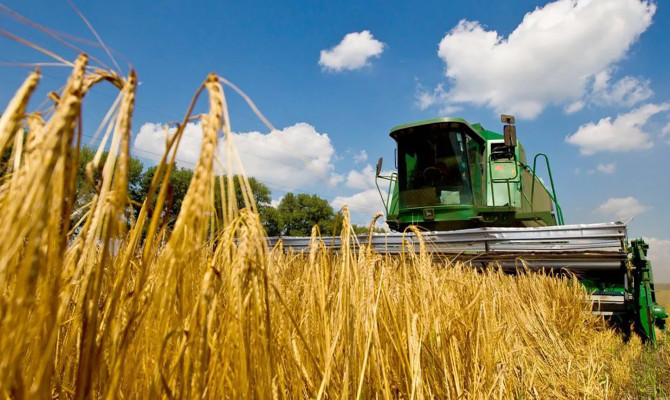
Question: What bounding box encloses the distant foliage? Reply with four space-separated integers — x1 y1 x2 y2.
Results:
274 192 337 236
75 146 143 213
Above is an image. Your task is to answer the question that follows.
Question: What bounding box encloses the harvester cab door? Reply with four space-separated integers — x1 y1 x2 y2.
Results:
487 142 520 207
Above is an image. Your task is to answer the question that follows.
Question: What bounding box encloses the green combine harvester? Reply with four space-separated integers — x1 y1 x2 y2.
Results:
378 115 560 231
269 115 668 343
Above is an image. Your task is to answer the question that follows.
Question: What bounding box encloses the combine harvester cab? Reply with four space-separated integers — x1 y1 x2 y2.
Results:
372 115 667 343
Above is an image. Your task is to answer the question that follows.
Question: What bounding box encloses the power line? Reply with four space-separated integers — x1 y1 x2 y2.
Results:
1 69 384 214
1 60 384 214
0 57 177 121
1 63 349 178
80 133 385 214
1 63 338 179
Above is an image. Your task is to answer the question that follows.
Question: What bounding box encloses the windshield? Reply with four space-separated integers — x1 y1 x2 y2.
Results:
397 128 473 208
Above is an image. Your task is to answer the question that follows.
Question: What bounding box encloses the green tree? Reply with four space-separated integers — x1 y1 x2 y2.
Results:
262 205 282 236
327 211 387 236
131 165 193 225
275 193 336 236
213 176 272 212
132 167 277 231
74 146 144 212
214 176 277 234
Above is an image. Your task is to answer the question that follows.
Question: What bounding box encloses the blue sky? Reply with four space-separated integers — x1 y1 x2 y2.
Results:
1 0 669 279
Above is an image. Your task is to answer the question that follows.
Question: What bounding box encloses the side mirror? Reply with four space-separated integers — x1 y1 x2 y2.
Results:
500 114 515 125
375 157 383 176
504 125 517 147
501 114 517 147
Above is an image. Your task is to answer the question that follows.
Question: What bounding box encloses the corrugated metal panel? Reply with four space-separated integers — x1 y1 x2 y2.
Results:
267 222 628 272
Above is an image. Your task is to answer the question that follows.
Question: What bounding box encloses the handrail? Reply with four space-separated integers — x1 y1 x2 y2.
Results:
530 153 564 225
375 172 397 215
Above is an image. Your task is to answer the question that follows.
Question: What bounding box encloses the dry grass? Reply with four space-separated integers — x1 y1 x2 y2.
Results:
0 57 668 400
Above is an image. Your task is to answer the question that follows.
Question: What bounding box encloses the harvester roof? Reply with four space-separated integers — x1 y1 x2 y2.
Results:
389 117 503 141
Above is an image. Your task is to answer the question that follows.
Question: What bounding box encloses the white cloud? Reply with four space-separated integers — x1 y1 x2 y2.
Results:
270 196 283 208
353 150 368 164
565 100 585 114
332 188 384 215
662 122 670 143
596 163 616 174
344 163 395 191
415 83 464 115
590 70 653 107
319 30 385 72
133 122 343 189
424 0 655 119
565 103 669 155
663 122 670 135
133 122 203 167
416 83 445 110
645 238 670 283
566 69 653 113
346 164 376 190
333 164 396 225
595 196 647 221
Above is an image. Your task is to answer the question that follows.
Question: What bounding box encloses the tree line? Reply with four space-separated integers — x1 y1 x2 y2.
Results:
60 147 379 236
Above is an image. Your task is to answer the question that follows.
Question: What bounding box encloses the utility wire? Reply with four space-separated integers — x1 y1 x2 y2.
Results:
80 132 385 214
1 53 384 214
0 65 384 214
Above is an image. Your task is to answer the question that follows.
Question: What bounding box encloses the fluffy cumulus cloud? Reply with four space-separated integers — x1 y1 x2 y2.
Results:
345 164 376 190
422 0 656 119
565 103 669 155
566 71 654 114
332 189 384 215
595 196 647 221
590 70 653 108
133 122 203 167
319 30 385 72
332 163 393 223
133 122 343 189
645 238 670 282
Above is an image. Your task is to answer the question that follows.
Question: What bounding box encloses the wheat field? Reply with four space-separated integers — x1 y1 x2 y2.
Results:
0 56 668 399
